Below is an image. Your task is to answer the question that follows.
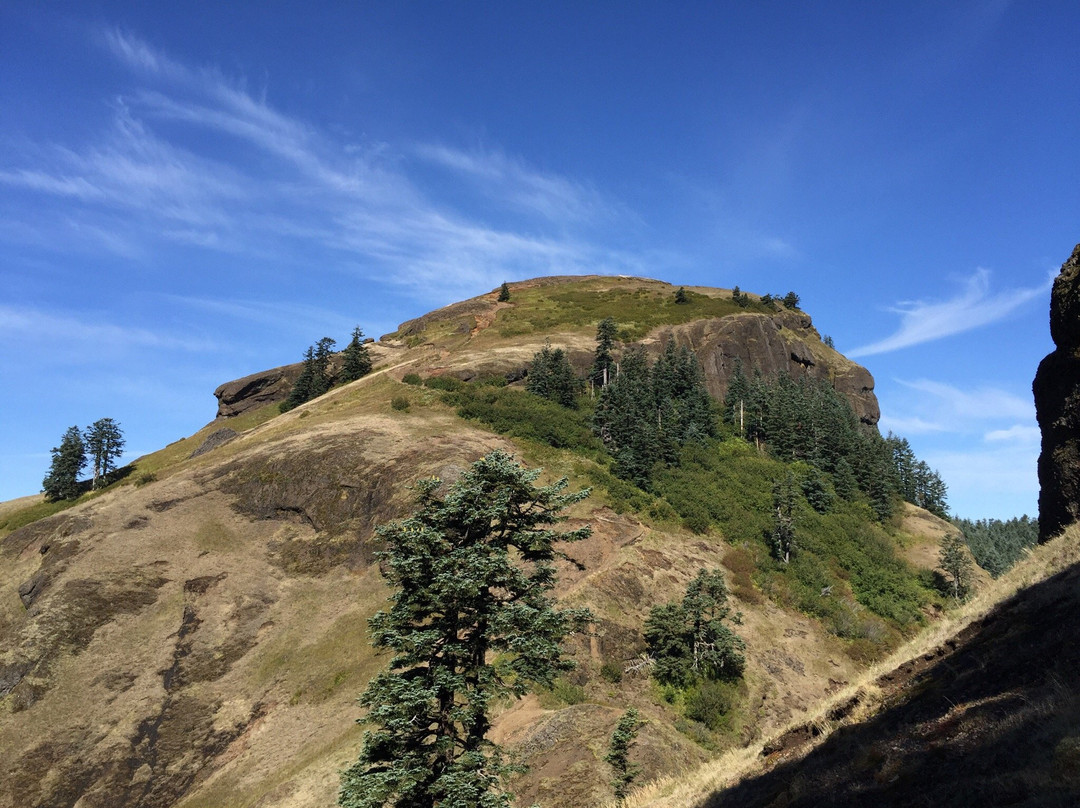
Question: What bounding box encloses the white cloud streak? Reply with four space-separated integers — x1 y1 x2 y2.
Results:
0 305 217 353
847 268 1052 357
895 378 1034 422
984 424 1041 444
1 29 640 303
414 143 614 223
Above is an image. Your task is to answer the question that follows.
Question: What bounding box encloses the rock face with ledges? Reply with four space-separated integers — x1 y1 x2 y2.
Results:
1034 243 1080 541
651 310 879 426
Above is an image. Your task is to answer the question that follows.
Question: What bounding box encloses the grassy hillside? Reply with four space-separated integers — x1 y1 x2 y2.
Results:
0 276 1015 808
622 523 1080 807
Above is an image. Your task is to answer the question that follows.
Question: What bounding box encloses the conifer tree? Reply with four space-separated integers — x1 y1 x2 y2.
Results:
653 340 714 459
674 286 689 304
939 532 974 602
643 568 745 687
605 709 644 804
42 426 86 501
594 346 657 486
281 346 318 412
340 327 373 384
311 336 337 397
339 451 592 808
723 359 750 436
85 417 125 488
526 343 579 407
771 472 798 563
497 281 510 302
590 317 618 388
782 291 800 310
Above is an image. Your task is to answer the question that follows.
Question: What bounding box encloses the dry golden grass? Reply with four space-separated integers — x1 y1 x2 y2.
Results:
616 522 1080 808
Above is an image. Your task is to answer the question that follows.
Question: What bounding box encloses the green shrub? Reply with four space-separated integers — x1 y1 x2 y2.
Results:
600 660 624 684
134 471 157 487
390 396 411 411
543 678 586 706
422 375 463 392
445 384 600 452
654 439 931 634
402 373 422 386
684 680 735 731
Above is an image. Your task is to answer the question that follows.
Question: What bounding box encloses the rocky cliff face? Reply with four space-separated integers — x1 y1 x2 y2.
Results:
214 364 303 418
650 310 879 426
1034 243 1080 541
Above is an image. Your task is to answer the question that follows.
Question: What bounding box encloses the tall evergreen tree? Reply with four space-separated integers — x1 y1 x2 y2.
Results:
42 426 86 501
939 532 974 603
605 709 644 804
282 345 318 412
85 417 125 488
782 291 800 310
340 327 373 384
590 317 618 388
771 472 798 563
643 568 745 687
526 343 579 407
311 336 337 397
674 286 689 304
723 358 751 436
339 451 592 808
497 281 510 302
652 340 714 459
594 346 658 486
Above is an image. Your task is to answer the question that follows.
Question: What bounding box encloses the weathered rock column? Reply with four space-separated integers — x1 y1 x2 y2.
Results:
1033 243 1080 541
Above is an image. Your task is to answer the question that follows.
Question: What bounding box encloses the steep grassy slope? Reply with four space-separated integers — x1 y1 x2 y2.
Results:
623 525 1080 807
1 277 963 808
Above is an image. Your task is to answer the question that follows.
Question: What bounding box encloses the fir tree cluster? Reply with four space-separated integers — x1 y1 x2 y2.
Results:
723 362 948 520
525 343 580 407
953 514 1039 577
592 341 715 487
281 327 373 412
42 418 125 501
644 568 745 688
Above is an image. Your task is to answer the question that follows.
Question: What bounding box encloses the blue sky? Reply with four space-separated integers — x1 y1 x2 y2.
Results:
1 1 1075 520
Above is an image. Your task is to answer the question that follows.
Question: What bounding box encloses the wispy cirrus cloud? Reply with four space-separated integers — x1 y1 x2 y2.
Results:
895 378 1034 422
0 304 217 354
877 378 1035 438
167 295 358 337
415 143 615 224
985 424 1041 444
1 28 640 302
847 268 1052 358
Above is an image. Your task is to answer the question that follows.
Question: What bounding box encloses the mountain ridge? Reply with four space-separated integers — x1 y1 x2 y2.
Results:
214 276 879 426
0 275 1036 808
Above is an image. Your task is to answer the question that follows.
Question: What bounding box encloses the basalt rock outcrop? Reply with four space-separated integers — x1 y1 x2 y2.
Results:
214 364 303 418
1034 243 1080 541
651 310 879 426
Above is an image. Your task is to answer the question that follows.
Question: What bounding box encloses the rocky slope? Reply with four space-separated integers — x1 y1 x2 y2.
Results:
1034 243 1080 541
0 277 948 808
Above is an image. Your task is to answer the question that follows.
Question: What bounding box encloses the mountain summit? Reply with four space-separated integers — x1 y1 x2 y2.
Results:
0 276 980 808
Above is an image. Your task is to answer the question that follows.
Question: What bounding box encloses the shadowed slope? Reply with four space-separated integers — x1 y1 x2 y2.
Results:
696 528 1080 808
